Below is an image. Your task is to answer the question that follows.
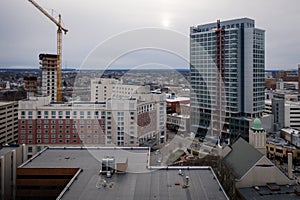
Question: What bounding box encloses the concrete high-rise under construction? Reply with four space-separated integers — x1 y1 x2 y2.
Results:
190 18 266 141
39 54 60 102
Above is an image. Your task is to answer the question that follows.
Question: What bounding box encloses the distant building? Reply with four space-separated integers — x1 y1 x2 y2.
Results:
23 76 38 97
167 113 190 133
276 80 298 90
166 102 190 133
166 96 190 114
190 18 266 141
276 70 298 82
90 78 150 102
0 101 18 145
265 91 300 130
265 78 277 90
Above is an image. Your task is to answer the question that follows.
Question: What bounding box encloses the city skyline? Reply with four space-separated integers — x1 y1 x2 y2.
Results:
1 0 300 70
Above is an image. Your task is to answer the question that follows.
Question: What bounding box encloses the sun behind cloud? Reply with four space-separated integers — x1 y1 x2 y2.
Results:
161 13 171 28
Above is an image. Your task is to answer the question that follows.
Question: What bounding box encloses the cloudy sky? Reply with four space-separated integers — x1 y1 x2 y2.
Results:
0 0 300 70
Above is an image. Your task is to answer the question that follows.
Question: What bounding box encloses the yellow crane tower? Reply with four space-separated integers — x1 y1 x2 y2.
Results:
28 0 68 102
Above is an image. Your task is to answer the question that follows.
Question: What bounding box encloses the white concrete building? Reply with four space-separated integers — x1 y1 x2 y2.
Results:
276 81 298 90
90 78 150 102
265 98 300 129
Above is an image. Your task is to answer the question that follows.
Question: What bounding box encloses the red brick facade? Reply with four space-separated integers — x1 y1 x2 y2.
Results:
18 119 105 145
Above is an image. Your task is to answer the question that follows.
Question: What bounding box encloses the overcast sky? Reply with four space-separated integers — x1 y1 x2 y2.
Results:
1 0 300 70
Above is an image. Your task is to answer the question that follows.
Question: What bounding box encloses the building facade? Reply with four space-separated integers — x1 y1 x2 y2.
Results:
190 18 265 140
265 91 300 130
18 85 166 153
90 78 150 102
0 101 18 145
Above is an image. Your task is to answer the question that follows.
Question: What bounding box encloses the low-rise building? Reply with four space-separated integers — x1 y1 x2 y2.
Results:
266 136 300 163
16 146 228 200
166 96 190 114
167 113 190 133
220 137 296 200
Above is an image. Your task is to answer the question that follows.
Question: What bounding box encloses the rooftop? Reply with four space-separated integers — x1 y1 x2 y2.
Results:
238 184 300 200
166 96 190 103
281 128 300 135
19 147 228 200
223 137 264 180
0 146 19 157
0 101 15 106
267 137 296 149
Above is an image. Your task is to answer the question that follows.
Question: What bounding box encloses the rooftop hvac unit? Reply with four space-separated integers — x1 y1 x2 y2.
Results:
101 157 115 174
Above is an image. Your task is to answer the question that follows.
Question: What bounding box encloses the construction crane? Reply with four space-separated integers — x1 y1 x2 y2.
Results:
28 0 68 102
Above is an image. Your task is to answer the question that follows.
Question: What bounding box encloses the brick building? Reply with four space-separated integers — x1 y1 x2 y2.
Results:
18 88 166 155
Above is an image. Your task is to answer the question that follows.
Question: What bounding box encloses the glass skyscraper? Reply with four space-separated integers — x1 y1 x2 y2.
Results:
190 18 265 140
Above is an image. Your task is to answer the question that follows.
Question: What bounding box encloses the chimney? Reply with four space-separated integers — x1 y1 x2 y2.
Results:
288 152 293 179
185 176 189 186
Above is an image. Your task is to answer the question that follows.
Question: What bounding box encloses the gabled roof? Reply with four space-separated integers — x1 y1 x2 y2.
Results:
223 137 264 180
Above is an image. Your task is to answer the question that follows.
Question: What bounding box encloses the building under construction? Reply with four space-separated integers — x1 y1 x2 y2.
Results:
39 54 59 102
28 0 68 102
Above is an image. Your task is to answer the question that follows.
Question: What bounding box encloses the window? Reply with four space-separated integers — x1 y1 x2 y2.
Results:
51 111 56 118
66 111 70 118
73 111 77 118
28 111 33 119
58 111 63 118
80 111 84 119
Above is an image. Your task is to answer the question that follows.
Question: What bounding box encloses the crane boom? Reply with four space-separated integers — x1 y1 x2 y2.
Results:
28 0 68 102
28 0 68 34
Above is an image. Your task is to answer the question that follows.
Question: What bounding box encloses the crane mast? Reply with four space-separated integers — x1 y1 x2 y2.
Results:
28 0 68 102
